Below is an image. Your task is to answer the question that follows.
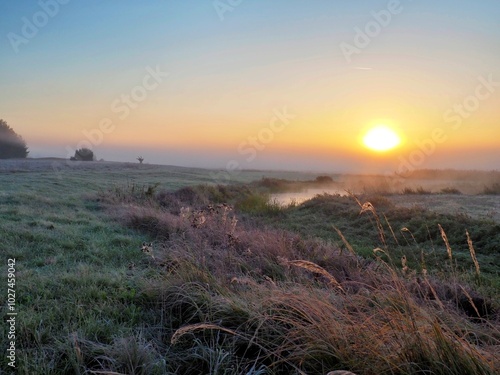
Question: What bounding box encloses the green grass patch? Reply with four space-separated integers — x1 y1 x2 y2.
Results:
1 162 498 374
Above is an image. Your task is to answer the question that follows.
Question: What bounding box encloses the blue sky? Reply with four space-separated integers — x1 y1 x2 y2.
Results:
1 1 499 172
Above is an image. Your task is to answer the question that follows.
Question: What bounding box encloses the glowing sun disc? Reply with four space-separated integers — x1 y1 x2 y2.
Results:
363 126 400 152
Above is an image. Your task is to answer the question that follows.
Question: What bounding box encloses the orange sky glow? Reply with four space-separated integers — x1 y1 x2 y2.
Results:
1 1 499 173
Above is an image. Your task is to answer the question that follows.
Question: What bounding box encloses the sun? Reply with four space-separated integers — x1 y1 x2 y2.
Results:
363 125 401 152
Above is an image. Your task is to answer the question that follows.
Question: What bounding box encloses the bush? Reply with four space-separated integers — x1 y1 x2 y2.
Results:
0 119 29 159
235 193 283 216
71 148 95 161
315 175 334 184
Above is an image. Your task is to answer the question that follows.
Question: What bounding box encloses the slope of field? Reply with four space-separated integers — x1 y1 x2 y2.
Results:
0 160 498 374
0 160 324 373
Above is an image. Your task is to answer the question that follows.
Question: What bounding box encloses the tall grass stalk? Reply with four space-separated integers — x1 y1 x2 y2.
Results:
438 224 454 274
332 225 356 256
466 229 481 279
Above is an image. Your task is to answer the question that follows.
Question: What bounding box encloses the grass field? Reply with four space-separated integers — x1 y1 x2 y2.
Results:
1 160 499 374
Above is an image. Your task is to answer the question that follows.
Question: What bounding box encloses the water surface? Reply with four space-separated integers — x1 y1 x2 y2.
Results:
270 188 347 206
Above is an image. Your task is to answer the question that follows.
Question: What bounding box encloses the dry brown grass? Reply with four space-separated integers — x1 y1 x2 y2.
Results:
171 323 239 345
466 229 481 278
332 225 356 256
287 260 345 292
89 183 500 374
438 223 453 262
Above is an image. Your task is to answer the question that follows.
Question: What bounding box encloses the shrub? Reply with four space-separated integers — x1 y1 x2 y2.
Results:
402 186 431 195
315 175 334 184
440 187 462 194
0 119 29 159
256 177 290 191
72 148 95 161
235 193 283 216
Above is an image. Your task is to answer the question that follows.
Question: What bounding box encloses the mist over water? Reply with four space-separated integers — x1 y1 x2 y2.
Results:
271 188 348 206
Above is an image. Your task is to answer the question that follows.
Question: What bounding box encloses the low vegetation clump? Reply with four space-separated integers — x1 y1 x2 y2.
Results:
440 187 462 194
401 186 432 195
314 175 334 184
482 182 500 195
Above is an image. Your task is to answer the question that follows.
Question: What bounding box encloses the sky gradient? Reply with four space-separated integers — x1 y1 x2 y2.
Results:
1 0 499 173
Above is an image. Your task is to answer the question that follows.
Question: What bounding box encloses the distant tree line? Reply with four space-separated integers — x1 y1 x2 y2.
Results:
0 119 29 159
0 120 99 161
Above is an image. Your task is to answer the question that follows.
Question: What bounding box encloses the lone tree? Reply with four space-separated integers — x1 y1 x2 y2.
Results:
71 148 95 161
0 119 29 159
137 156 144 164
